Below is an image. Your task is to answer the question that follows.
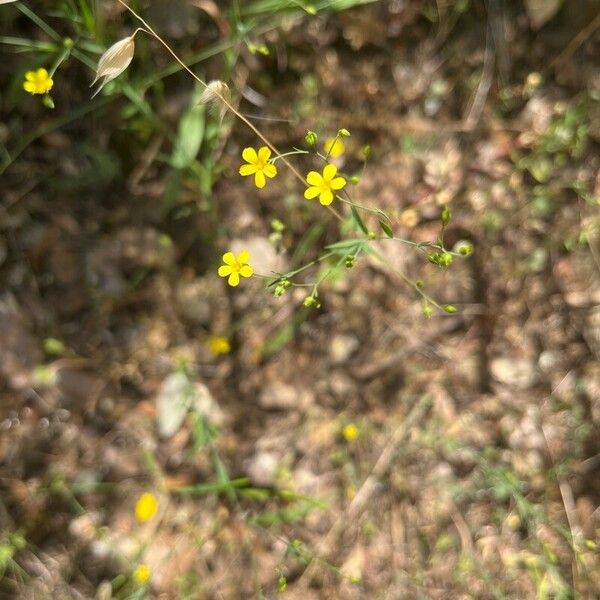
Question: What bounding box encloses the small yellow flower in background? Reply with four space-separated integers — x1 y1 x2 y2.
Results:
209 336 231 355
23 68 53 95
304 164 346 206
133 564 151 585
239 146 277 189
218 251 253 287
342 423 359 442
135 492 158 523
324 137 345 158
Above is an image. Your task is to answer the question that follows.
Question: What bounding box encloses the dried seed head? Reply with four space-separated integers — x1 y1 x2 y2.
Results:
199 80 231 121
91 35 136 98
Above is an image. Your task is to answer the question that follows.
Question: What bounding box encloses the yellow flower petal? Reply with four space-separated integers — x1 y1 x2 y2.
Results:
25 71 36 82
36 68 49 79
319 189 334 205
306 171 322 186
254 170 266 189
322 164 337 182
135 493 158 523
222 252 236 265
239 264 253 278
133 564 151 585
257 146 271 163
23 81 36 93
238 250 250 264
304 187 320 200
228 272 240 287
209 336 231 355
218 265 232 277
242 147 258 164
239 163 257 176
263 163 277 178
324 137 345 158
330 176 346 191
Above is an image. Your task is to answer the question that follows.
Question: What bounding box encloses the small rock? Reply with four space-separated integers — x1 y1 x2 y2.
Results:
258 382 314 411
230 236 286 275
156 373 224 439
329 334 359 365
245 451 278 487
491 357 538 390
174 276 225 326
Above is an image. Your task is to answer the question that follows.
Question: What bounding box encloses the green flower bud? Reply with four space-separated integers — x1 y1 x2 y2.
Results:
423 305 434 318
345 255 355 268
361 145 372 159
441 206 451 226
42 94 55 109
303 295 320 308
271 218 286 233
454 240 474 256
278 575 287 592
305 130 318 146
444 304 457 313
337 128 351 137
350 175 360 185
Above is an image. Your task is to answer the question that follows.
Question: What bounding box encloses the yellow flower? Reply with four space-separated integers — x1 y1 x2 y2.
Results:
135 492 158 523
323 137 345 158
342 423 359 442
218 251 254 287
23 68 54 95
304 164 346 206
133 564 151 585
209 336 231 355
239 146 277 189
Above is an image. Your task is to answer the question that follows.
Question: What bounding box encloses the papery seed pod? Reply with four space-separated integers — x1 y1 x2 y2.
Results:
91 35 136 98
199 80 231 121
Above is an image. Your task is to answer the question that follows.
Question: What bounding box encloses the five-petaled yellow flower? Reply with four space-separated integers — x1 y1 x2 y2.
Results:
323 137 345 158
304 164 346 206
239 146 277 189
218 251 253 287
135 492 158 523
209 336 231 355
342 423 359 442
23 68 54 95
133 564 151 585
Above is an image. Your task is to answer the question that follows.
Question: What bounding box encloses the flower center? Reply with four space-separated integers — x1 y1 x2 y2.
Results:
231 259 242 273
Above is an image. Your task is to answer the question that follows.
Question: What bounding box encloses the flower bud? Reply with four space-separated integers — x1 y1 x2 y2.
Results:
454 240 474 256
305 130 318 146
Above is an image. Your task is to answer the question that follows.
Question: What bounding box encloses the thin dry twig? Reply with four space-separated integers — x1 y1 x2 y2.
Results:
293 394 432 590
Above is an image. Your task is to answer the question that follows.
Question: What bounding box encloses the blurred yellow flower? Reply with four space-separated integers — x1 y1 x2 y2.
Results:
209 336 231 355
133 564 151 585
218 251 253 287
239 146 277 189
23 68 53 95
323 137 345 158
135 492 158 523
342 423 359 442
304 164 346 206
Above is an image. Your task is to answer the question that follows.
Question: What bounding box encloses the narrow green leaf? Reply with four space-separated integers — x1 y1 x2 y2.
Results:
351 205 369 235
379 220 393 238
